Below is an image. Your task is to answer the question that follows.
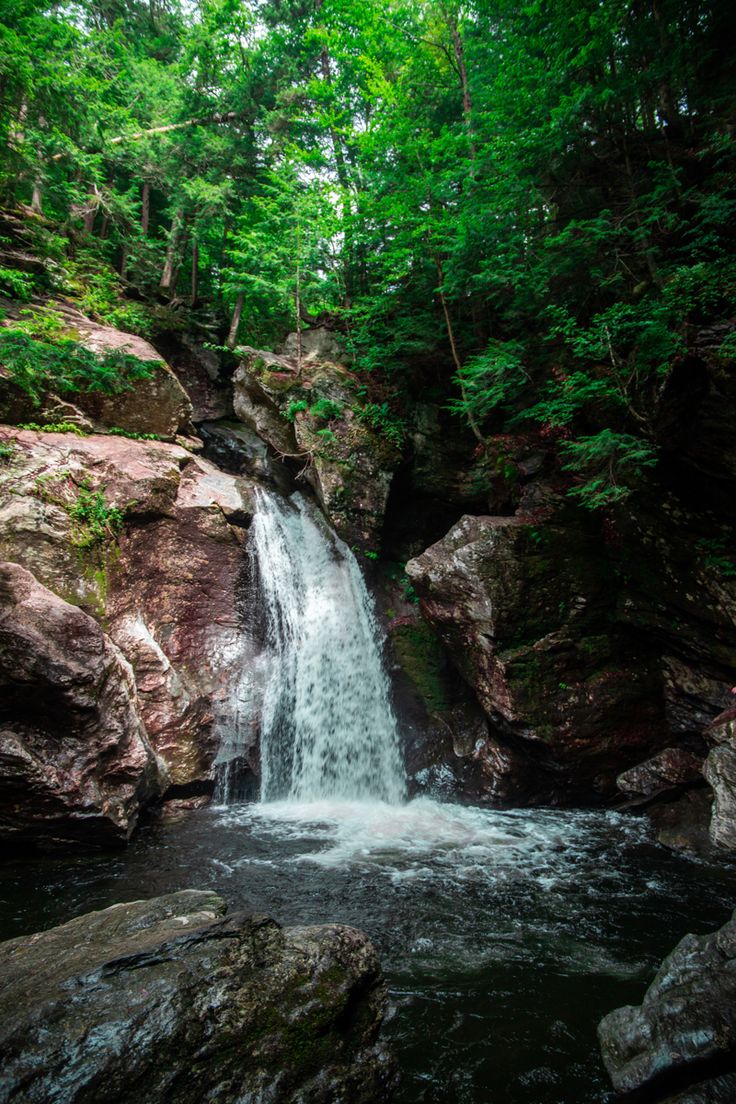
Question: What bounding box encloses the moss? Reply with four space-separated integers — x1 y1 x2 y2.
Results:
262 369 299 393
392 622 453 713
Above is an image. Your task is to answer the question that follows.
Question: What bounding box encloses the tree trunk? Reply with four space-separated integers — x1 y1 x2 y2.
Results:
159 209 184 292
319 46 355 302
191 237 199 305
30 181 43 214
446 10 477 161
227 290 245 349
431 248 484 444
141 181 150 235
295 254 303 376
82 183 100 235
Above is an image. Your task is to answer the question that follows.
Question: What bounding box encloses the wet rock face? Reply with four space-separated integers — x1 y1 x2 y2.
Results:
613 494 736 746
233 346 400 550
406 510 668 799
598 910 736 1102
0 428 256 792
0 561 163 849
704 710 736 850
617 747 705 799
0 890 396 1104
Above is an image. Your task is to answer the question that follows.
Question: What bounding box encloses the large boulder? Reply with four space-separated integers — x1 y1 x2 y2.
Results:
0 561 162 849
406 509 668 799
233 346 400 549
598 911 736 1102
0 427 257 793
0 890 396 1104
0 298 192 438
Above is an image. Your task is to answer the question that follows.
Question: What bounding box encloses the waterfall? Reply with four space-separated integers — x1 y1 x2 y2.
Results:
249 489 405 805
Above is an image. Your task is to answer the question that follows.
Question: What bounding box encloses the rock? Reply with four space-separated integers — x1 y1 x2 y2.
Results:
598 910 736 1100
647 788 715 857
704 744 736 850
233 347 400 549
406 510 667 799
700 707 736 851
277 325 346 363
199 418 292 490
617 747 704 798
659 1074 736 1103
0 561 163 849
614 493 736 745
387 611 539 803
157 332 233 423
0 298 192 437
0 427 257 792
67 306 193 437
0 890 396 1104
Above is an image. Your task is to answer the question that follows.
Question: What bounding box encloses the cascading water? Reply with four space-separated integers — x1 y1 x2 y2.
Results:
249 488 405 804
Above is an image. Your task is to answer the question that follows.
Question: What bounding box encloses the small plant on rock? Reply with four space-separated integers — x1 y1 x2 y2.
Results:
19 421 87 435
309 397 343 422
34 472 125 554
67 481 125 551
284 399 308 422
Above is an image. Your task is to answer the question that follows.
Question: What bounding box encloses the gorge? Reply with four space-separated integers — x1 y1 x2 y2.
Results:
2 0 736 1101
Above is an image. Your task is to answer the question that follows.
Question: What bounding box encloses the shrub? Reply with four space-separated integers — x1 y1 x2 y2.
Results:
0 330 156 406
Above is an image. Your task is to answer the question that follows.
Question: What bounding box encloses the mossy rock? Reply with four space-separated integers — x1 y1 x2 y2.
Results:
392 621 453 714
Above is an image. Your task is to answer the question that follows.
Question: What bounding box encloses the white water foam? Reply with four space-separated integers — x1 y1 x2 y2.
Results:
251 490 405 804
216 795 648 891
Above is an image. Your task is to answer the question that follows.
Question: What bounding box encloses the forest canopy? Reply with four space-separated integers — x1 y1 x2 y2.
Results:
1 0 735 505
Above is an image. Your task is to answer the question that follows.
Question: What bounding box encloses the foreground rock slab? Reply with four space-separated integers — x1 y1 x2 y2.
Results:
0 890 396 1104
598 910 736 1102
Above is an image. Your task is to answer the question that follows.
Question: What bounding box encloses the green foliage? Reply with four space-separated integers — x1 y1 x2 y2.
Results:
34 472 125 554
13 307 68 341
696 537 736 579
0 329 155 405
450 342 529 422
0 267 35 300
560 431 658 509
354 402 406 448
107 426 161 441
66 264 155 338
309 397 343 421
19 421 86 435
0 439 16 461
1 0 733 515
285 399 308 422
67 481 125 552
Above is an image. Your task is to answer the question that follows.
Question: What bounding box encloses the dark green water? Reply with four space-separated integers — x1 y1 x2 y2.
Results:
1 797 734 1104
